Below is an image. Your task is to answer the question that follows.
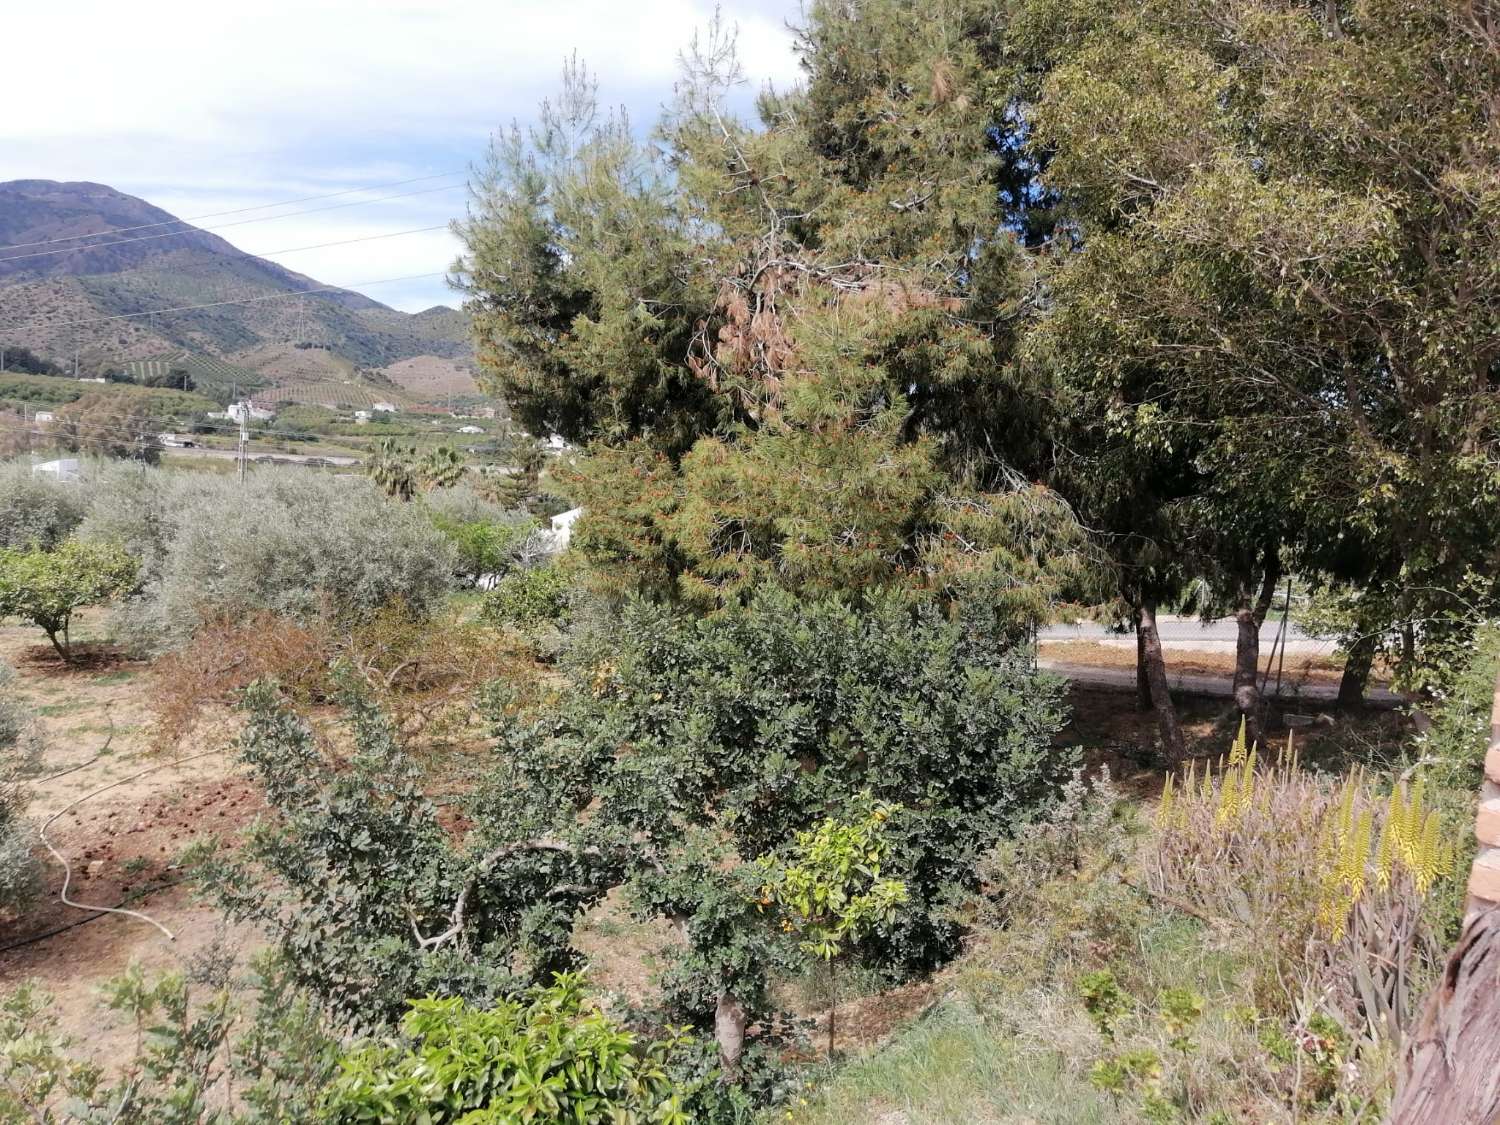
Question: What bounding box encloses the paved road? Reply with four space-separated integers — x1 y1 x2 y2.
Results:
1036 615 1406 708
167 446 361 468
1039 614 1331 655
1036 659 1404 709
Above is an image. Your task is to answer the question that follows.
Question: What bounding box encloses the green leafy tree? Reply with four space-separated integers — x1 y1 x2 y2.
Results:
1019 0 1500 703
755 800 908 1058
0 539 137 662
455 26 1088 624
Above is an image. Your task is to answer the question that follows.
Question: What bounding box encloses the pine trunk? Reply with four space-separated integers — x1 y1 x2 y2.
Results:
1135 625 1152 711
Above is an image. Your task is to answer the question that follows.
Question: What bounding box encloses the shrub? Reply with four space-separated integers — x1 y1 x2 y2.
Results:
497 585 1073 976
480 564 569 628
423 487 542 588
0 664 42 914
1149 727 1455 1044
106 473 455 653
0 958 340 1122
0 461 88 550
0 538 138 661
321 977 694 1124
146 605 537 750
204 685 593 1027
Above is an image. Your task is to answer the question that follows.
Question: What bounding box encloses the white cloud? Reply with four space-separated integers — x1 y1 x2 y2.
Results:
0 0 803 311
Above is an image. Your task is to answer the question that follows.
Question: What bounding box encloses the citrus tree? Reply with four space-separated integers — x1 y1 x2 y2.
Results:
0 539 137 662
755 799 908 1058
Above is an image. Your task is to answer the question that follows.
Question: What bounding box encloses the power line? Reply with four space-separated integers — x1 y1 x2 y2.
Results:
0 181 464 266
0 223 447 277
4 267 450 333
0 170 467 254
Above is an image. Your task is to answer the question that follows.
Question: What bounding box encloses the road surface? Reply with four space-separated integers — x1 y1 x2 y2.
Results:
1039 614 1331 655
1036 615 1405 708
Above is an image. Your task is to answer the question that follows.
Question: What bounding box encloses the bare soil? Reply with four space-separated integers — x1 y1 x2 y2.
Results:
0 616 262 1065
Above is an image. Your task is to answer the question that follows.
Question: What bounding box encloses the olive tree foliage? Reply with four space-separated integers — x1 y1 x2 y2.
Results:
0 460 88 550
98 473 455 653
0 664 43 914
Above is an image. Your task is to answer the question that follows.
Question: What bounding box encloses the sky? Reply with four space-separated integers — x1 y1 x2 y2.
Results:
1 0 805 312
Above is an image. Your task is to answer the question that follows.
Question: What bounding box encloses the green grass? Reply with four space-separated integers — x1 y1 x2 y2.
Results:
787 996 1122 1125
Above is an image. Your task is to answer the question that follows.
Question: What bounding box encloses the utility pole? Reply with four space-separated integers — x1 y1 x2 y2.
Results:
237 405 249 486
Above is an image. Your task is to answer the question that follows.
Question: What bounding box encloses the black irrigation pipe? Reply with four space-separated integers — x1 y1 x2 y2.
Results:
0 876 193 955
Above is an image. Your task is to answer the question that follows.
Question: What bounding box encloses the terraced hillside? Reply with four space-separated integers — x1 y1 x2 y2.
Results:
122 351 265 403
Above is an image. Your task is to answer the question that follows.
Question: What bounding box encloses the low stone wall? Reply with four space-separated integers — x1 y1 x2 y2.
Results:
1467 674 1500 911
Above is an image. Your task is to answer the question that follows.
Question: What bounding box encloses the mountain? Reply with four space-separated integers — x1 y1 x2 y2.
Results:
0 180 476 403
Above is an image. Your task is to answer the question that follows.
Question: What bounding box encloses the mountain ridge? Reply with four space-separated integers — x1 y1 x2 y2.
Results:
0 180 473 397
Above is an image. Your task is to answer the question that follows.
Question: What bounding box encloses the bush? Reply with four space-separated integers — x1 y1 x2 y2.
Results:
321 977 694 1123
146 604 537 750
204 685 592 1027
480 564 569 628
1149 727 1455 1044
497 585 1073 975
0 665 42 915
0 460 88 550
423 484 541 587
0 958 340 1122
105 473 455 653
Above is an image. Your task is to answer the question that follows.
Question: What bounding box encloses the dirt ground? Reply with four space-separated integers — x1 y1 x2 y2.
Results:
0 615 263 1064
0 611 1416 1076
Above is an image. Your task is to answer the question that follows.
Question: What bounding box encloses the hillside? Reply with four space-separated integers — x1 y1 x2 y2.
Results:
0 180 474 393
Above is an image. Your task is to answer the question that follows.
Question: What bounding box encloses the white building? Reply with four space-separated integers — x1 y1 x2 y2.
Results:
157 432 195 448
544 507 584 553
353 410 372 424
227 400 274 424
458 424 484 434
372 401 397 414
32 458 80 482
32 410 54 425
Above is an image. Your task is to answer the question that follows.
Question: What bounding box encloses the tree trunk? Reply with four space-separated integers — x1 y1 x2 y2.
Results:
1135 625 1152 711
1138 601 1185 763
1337 633 1377 711
1392 907 1500 1123
715 989 748 1083
44 628 71 665
1233 547 1281 749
